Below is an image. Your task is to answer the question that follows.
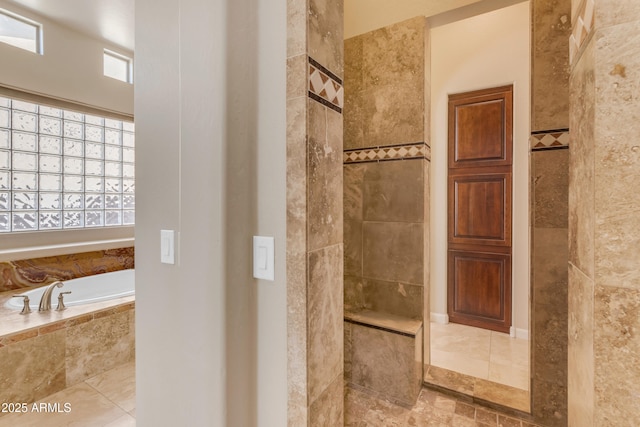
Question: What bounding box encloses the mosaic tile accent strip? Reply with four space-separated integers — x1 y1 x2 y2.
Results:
344 142 431 164
308 56 343 114
0 247 134 292
530 129 570 151
569 0 594 65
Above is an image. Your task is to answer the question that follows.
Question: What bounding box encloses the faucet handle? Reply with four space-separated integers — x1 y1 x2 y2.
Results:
56 291 72 311
12 295 32 315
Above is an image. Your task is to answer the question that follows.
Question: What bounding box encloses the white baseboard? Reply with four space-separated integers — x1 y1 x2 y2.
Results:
510 326 529 340
430 312 449 324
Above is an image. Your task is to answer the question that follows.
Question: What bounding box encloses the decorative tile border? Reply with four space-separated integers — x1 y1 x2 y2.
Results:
308 56 343 114
344 142 431 164
530 129 570 151
569 0 594 65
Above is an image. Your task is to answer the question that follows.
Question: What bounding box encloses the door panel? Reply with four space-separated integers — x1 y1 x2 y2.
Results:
447 250 511 333
449 173 512 246
448 86 513 169
447 85 513 333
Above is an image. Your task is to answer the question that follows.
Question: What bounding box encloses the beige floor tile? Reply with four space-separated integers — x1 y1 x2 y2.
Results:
430 322 531 392
0 383 128 427
489 332 529 367
104 413 136 427
431 323 491 361
488 362 529 391
430 348 490 379
451 413 476 427
86 361 136 412
431 322 492 339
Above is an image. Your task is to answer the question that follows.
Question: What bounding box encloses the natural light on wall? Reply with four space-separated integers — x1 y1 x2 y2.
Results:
104 49 133 84
0 9 42 54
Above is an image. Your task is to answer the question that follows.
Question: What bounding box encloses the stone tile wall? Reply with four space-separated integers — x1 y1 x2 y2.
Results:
287 0 344 425
530 145 569 427
569 1 640 425
344 17 426 150
347 321 423 406
343 17 429 324
530 0 571 425
532 0 571 132
344 160 427 319
341 17 431 413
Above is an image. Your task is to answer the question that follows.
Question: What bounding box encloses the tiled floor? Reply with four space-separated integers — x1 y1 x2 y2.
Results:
0 360 540 426
430 322 529 391
0 362 135 427
345 385 543 427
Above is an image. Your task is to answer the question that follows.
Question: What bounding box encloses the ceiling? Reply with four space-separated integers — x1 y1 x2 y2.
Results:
344 0 484 38
4 0 134 52
3 0 507 53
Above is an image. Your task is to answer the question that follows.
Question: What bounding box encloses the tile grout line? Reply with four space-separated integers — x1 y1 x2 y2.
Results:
431 322 530 390
81 366 136 417
83 379 132 416
488 330 494 382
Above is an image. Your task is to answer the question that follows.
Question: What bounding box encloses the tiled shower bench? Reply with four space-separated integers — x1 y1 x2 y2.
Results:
344 309 423 406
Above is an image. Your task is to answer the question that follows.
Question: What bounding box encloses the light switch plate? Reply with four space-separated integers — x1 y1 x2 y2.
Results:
253 236 274 281
161 230 175 264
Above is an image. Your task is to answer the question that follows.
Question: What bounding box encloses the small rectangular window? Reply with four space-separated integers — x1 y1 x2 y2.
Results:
0 9 43 54
104 49 133 84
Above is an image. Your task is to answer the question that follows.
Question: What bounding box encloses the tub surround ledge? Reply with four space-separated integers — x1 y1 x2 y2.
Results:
0 291 134 339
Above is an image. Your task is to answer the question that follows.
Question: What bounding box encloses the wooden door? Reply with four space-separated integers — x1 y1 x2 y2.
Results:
447 86 513 333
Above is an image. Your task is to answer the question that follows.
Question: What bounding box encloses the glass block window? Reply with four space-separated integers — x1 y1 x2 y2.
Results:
0 9 43 54
0 96 134 232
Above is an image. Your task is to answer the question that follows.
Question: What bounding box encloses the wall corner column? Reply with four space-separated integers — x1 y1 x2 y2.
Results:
530 0 571 425
287 0 345 425
569 0 640 425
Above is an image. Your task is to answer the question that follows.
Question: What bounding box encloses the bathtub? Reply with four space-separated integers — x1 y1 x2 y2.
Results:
0 268 136 408
4 269 135 311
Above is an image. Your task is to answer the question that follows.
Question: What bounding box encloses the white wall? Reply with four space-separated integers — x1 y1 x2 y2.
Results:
430 2 530 336
135 0 286 426
344 0 482 38
0 0 133 115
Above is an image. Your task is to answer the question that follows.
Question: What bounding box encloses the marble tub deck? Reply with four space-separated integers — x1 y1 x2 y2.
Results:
0 288 135 339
